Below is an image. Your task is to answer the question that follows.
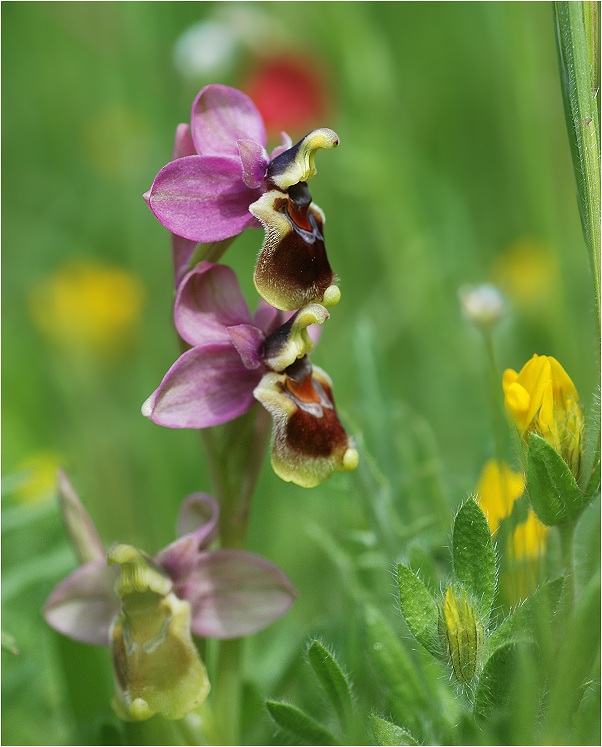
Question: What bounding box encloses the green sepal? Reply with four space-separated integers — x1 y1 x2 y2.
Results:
527 434 587 525
364 604 428 735
307 640 354 726
452 499 496 618
369 714 420 746
397 563 440 658
265 700 340 746
473 642 519 719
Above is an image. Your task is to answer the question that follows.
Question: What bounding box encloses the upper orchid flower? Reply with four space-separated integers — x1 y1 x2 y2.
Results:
144 84 341 311
141 261 358 488
44 471 296 721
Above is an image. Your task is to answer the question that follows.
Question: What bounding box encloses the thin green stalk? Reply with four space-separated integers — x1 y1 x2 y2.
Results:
200 406 272 743
558 519 576 618
482 330 508 469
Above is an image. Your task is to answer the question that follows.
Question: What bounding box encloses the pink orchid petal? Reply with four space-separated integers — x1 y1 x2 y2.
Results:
237 139 268 188
269 131 293 160
44 561 118 646
253 300 286 336
227 324 265 370
141 343 260 428
191 84 267 157
147 155 260 243
172 123 196 159
177 550 297 639
155 494 220 581
171 234 198 288
175 262 252 346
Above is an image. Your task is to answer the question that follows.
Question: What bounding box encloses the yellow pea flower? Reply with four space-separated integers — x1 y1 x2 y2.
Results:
502 354 584 478
475 459 525 534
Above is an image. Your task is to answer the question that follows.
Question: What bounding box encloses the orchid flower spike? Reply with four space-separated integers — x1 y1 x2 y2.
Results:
44 471 296 721
144 84 340 311
141 262 357 488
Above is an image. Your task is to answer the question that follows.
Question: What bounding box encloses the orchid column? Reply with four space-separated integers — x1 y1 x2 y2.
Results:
143 84 357 743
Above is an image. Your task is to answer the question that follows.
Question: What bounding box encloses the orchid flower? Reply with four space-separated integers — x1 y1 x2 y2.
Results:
141 261 358 488
44 471 296 721
144 84 341 311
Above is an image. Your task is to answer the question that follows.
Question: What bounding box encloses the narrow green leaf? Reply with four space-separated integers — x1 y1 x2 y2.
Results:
397 563 440 658
452 499 496 617
554 1 601 323
474 643 518 718
1 630 19 656
265 701 340 746
307 641 354 726
364 604 427 735
579 393 601 497
527 434 587 525
369 714 419 746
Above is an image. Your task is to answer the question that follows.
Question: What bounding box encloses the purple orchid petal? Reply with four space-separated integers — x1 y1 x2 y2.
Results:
44 560 118 646
176 550 297 639
171 234 198 288
154 494 220 581
191 84 267 158
146 155 261 243
141 343 260 428
172 123 196 159
269 131 293 160
253 300 286 336
175 262 252 346
227 324 265 370
237 139 269 189
57 469 105 565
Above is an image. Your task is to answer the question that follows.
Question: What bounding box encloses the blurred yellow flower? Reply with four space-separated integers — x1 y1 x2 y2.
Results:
502 354 584 478
509 509 549 561
475 458 549 602
491 239 559 311
14 451 63 503
29 260 145 356
475 458 525 534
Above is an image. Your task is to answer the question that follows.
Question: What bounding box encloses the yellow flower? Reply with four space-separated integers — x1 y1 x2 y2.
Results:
29 260 145 356
509 509 549 561
14 451 64 504
502 354 584 478
491 238 559 312
475 459 525 534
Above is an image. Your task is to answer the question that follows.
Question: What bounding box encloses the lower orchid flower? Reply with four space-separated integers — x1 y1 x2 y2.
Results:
141 261 358 488
44 471 296 721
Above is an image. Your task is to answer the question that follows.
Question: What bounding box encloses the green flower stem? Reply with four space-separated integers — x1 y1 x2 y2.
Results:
554 1 601 331
188 237 237 272
558 519 576 618
482 330 509 468
200 406 272 743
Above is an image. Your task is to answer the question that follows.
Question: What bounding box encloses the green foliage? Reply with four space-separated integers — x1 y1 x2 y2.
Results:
396 564 440 658
369 714 420 746
307 641 354 729
527 434 588 525
265 701 340 746
452 499 497 618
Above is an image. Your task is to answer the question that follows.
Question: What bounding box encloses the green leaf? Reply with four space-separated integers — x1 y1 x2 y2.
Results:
307 641 354 726
473 642 518 719
579 393 601 498
265 701 340 746
452 499 496 617
554 1 600 323
397 563 440 658
369 714 419 746
364 604 428 735
488 576 563 654
1 630 19 656
527 434 587 525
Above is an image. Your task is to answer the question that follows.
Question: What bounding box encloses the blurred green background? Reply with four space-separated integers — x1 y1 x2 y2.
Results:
2 2 598 745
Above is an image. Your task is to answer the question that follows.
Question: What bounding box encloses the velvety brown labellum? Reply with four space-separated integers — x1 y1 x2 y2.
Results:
251 184 335 311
